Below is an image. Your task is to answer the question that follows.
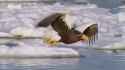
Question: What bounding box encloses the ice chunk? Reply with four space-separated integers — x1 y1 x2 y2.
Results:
0 44 79 58
8 4 22 9
10 27 35 37
0 32 12 44
117 12 125 22
10 27 44 37
102 42 125 49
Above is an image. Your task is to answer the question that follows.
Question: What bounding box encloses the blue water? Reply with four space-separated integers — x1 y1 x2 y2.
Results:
0 51 125 70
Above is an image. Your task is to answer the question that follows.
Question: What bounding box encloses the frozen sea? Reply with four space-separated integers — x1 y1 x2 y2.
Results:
0 0 125 70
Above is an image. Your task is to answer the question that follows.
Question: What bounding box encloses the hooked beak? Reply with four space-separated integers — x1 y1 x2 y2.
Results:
80 35 89 41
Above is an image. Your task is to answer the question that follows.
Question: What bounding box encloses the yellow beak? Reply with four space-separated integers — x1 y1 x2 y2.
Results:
80 35 89 41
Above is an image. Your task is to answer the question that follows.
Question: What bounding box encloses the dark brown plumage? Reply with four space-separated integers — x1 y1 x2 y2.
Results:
36 13 98 44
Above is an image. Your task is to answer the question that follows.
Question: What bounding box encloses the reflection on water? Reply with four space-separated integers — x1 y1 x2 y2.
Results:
0 52 125 70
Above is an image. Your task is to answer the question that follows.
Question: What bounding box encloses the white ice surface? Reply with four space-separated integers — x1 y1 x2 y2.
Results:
0 45 79 58
0 32 12 44
99 41 125 49
117 12 125 22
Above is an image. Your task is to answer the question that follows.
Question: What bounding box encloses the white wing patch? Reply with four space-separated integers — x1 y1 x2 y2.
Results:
63 14 74 29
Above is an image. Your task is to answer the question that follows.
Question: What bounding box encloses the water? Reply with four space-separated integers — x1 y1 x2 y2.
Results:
0 51 125 70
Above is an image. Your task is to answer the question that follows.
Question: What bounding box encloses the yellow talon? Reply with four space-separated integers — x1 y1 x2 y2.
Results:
43 37 59 46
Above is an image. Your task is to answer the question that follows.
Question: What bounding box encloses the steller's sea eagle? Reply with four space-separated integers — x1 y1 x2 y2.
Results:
36 13 98 45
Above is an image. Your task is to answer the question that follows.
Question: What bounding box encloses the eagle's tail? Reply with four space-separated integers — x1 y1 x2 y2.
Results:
83 24 98 45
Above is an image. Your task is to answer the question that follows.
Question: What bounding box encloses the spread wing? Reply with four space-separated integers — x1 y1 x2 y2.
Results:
36 13 72 36
83 24 98 44
36 13 64 27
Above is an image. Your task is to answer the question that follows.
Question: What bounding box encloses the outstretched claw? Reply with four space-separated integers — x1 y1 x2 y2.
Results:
43 37 60 46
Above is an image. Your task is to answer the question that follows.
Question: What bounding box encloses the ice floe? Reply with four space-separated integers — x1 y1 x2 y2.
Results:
0 44 79 58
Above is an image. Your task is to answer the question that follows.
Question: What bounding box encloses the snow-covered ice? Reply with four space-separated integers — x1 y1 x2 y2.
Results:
117 11 125 22
0 45 79 58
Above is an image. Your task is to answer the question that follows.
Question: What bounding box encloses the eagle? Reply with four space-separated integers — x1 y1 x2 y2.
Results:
36 13 98 45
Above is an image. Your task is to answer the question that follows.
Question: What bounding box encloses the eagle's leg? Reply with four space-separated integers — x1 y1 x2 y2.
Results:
42 37 60 46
